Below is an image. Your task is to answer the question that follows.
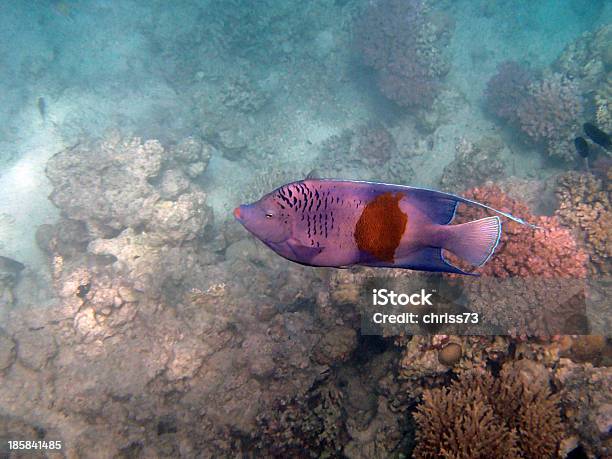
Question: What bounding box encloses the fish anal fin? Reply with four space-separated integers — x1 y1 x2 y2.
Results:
363 247 477 275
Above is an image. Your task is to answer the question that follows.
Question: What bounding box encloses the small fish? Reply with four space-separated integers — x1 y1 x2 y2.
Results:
37 96 46 122
583 122 611 151
234 179 535 275
574 137 589 158
575 136 592 173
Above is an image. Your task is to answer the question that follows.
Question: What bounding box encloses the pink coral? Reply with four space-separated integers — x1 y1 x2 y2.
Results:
451 186 587 278
448 186 588 336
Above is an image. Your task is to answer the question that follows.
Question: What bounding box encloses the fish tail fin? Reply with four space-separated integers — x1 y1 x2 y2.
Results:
444 216 501 266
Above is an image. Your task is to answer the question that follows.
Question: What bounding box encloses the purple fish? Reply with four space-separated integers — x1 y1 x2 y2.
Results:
234 179 535 275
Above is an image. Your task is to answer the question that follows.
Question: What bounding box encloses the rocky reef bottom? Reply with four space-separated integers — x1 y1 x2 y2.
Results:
0 135 610 458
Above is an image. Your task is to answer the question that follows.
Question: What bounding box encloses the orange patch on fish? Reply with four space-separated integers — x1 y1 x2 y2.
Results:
354 192 407 262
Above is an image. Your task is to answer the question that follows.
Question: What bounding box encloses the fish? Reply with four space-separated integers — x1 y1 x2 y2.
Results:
233 179 536 275
0 255 25 276
583 122 611 151
37 96 46 122
574 137 589 158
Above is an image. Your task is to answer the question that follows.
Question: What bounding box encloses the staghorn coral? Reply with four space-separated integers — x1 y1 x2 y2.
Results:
413 361 563 459
484 60 535 124
555 171 612 276
356 0 450 108
516 73 583 161
448 185 588 336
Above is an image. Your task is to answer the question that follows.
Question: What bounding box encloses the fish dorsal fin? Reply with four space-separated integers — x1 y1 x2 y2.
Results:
305 169 321 180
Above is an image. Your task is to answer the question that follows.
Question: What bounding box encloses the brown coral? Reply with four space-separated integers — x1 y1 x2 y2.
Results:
555 171 612 276
414 362 563 459
516 73 583 161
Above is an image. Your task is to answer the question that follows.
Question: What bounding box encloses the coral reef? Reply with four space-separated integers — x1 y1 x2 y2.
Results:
449 185 588 336
516 73 583 161
484 60 535 124
45 134 213 239
554 359 612 457
319 127 414 184
554 24 611 103
221 75 269 114
356 0 451 108
254 380 347 456
355 123 397 167
0 133 373 457
439 136 506 193
414 361 564 459
555 171 612 276
0 256 24 309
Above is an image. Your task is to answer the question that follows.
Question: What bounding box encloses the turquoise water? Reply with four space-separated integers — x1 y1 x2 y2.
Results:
0 1 610 457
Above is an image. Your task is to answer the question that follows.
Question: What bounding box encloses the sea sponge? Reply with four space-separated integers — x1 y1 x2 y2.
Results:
413 361 563 459
437 342 462 366
448 185 588 336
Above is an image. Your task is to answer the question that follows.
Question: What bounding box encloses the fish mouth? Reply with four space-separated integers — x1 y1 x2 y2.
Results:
233 206 243 221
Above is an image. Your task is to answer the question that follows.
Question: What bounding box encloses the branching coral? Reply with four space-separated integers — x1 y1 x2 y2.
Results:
413 362 563 459
254 380 347 457
356 0 450 108
555 171 612 276
516 73 583 161
448 185 588 336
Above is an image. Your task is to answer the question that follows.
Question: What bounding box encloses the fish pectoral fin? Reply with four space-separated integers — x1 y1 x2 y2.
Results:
288 238 323 260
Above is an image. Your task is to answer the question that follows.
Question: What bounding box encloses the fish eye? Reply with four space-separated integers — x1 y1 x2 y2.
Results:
265 212 273 219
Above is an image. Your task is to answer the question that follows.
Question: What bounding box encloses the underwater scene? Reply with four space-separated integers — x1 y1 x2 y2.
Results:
0 0 611 457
